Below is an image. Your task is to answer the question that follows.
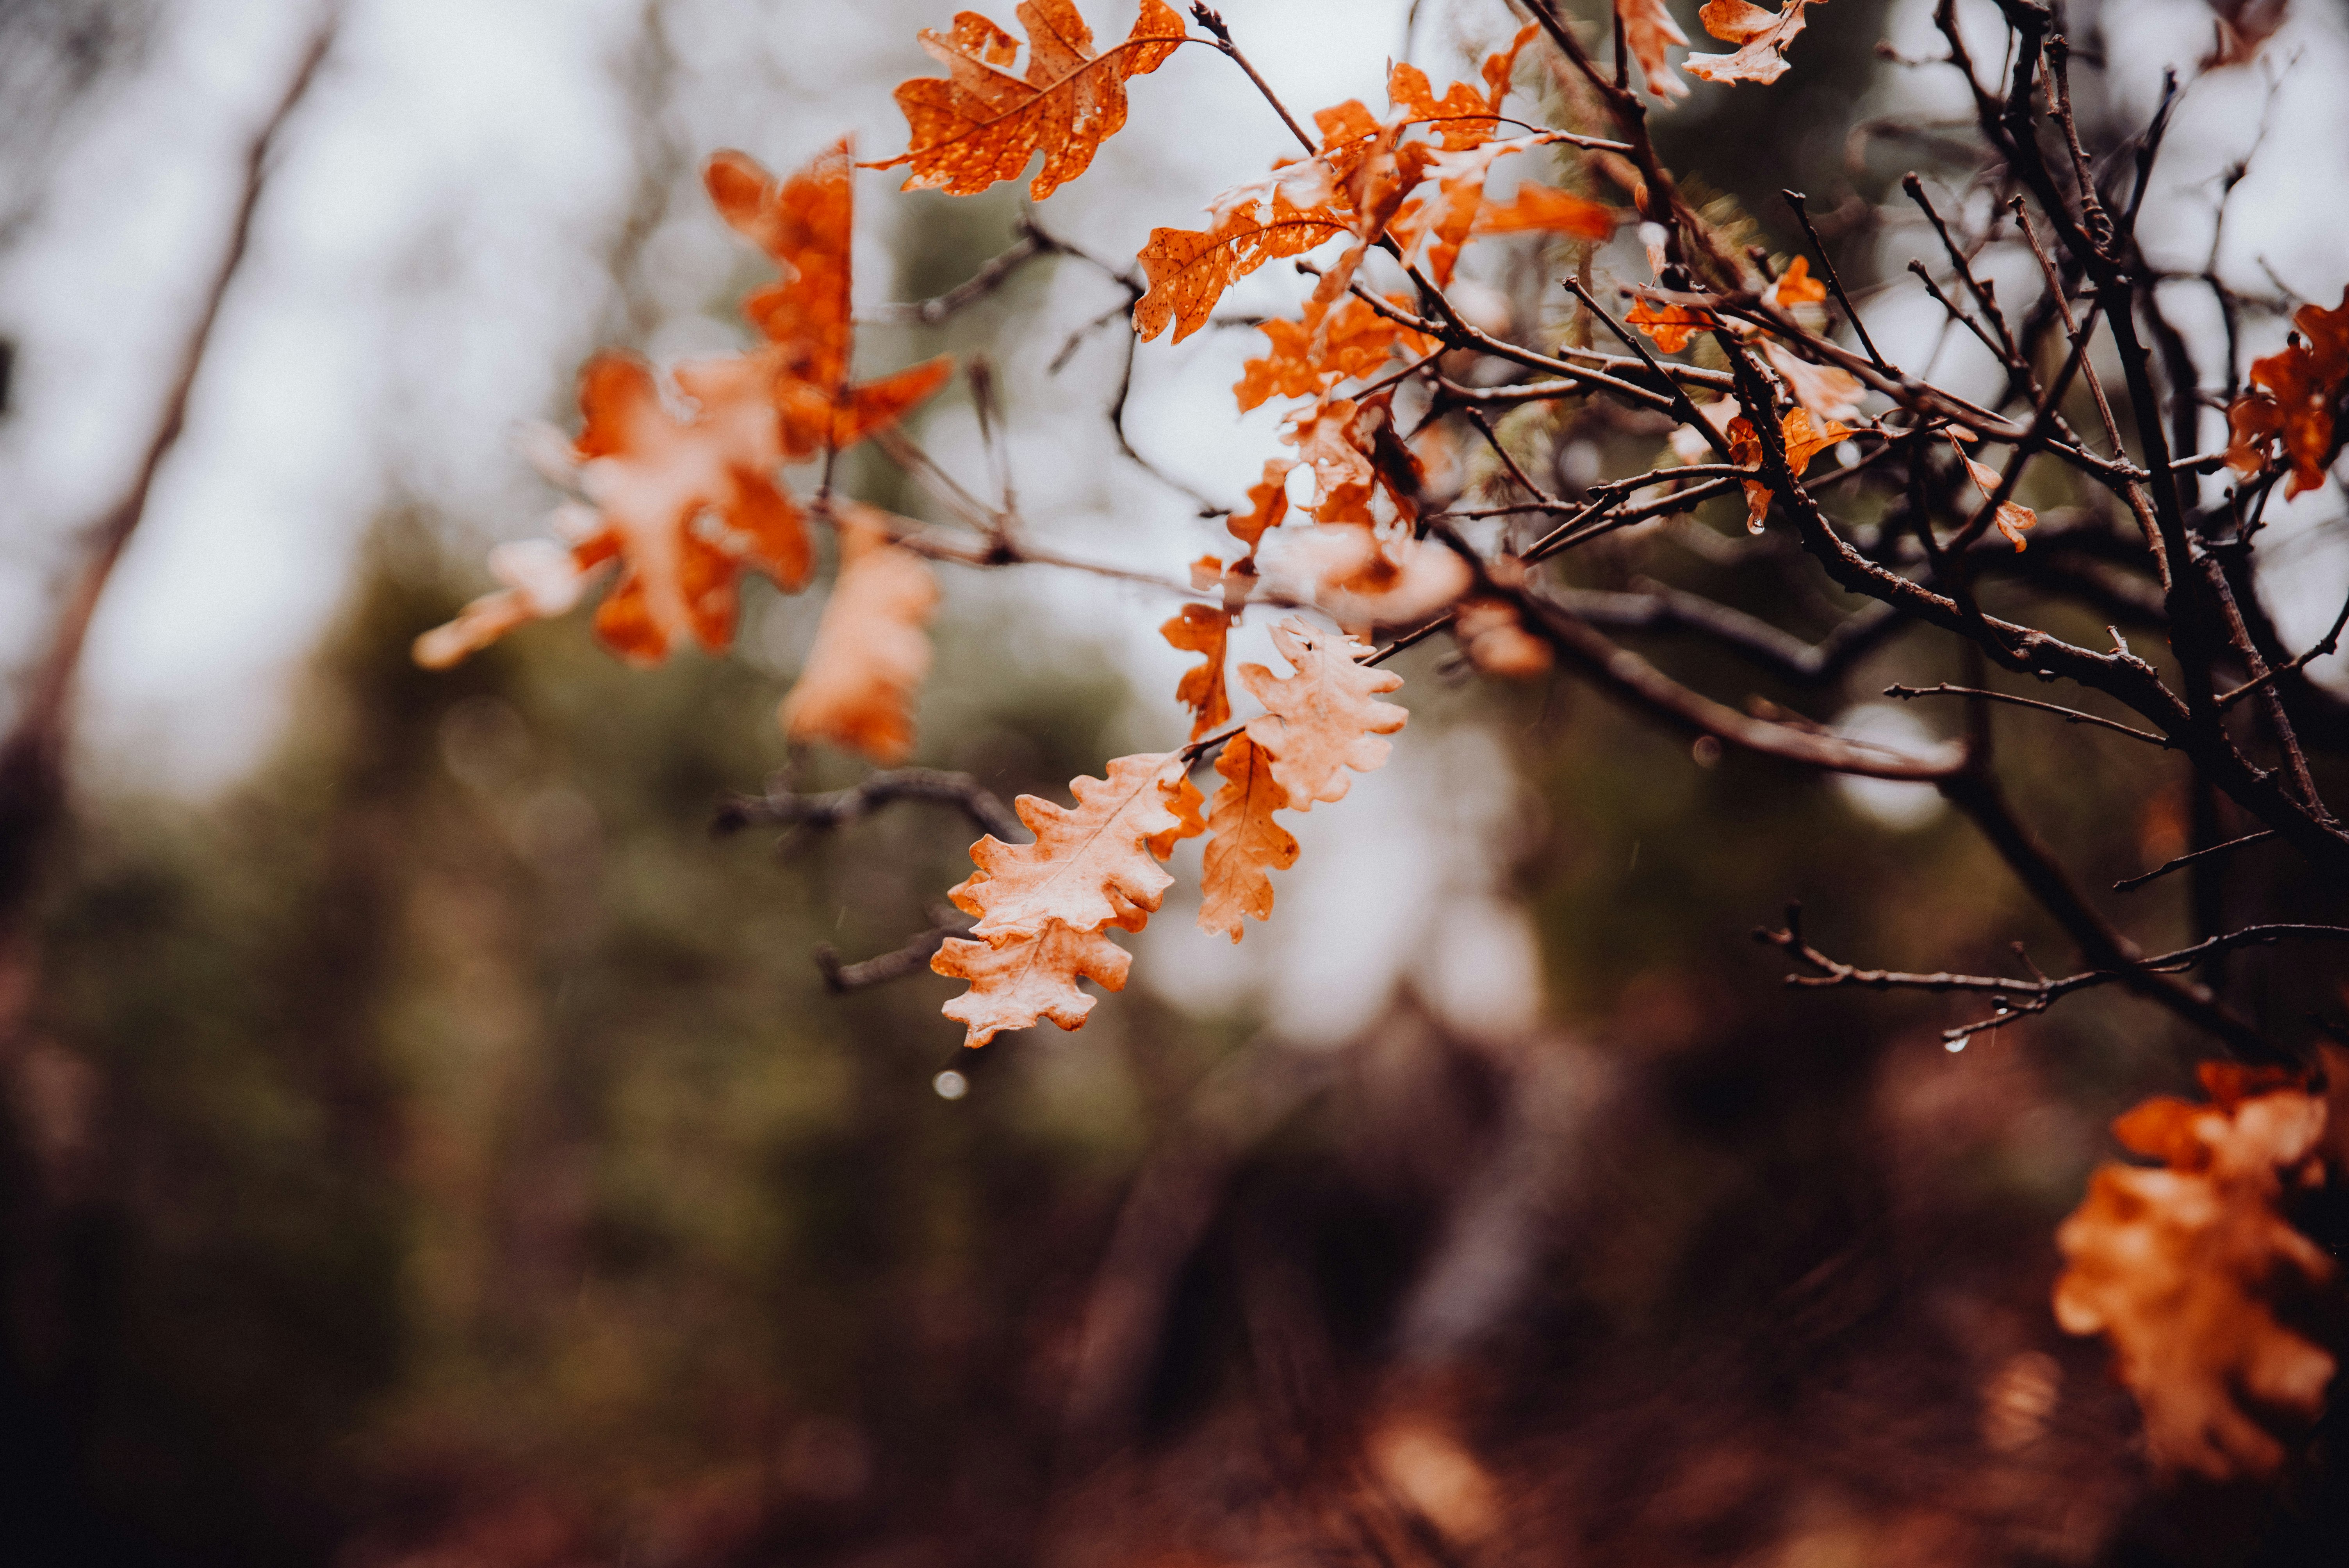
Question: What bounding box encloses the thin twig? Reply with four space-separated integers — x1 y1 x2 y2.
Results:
2114 830 2276 893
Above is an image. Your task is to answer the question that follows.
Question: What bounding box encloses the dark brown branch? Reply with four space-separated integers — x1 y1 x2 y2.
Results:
1783 188 1893 373
1884 683 2173 748
715 768 1024 846
2114 830 2276 894
1758 904 2349 1049
815 917 972 993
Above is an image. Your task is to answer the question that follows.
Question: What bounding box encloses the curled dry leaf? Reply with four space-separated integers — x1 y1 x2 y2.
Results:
1686 0 1823 87
1162 601 1233 740
1617 0 1692 100
1728 407 1852 531
1198 734 1299 943
779 507 939 764
948 751 1187 942
1626 297 1716 353
1455 597 1553 678
867 0 1186 200
2225 287 2349 498
2053 1062 2338 1481
1948 435 2038 550
1762 254 1827 308
1239 617 1408 809
1763 338 1863 420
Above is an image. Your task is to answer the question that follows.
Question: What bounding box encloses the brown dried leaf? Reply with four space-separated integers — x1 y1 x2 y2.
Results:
1617 0 1691 100
1197 734 1299 943
779 507 939 764
2225 287 2349 498
1685 0 1820 87
1239 617 1408 809
867 0 1187 200
1626 297 1716 353
2053 1066 2337 1480
1228 459 1296 557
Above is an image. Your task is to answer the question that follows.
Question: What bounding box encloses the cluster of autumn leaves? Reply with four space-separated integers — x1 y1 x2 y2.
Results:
411 0 2349 1482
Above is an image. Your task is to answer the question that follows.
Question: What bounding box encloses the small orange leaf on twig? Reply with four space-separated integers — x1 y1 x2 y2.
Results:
1239 617 1408 808
2224 288 2349 498
780 506 939 764
1197 734 1299 943
867 0 1187 200
1726 406 1851 531
1162 602 1234 740
1763 254 1827 306
1947 434 2037 550
1626 297 1716 353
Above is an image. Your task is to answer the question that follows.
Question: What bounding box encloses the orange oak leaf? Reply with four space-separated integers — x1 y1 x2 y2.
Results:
1389 132 1567 285
1228 458 1296 557
1197 734 1299 942
2225 288 2349 497
1727 407 1851 530
1763 254 1827 307
867 0 1187 200
704 144 955 460
1135 189 1351 344
779 507 939 764
1235 297 1434 412
417 349 812 669
1471 182 1618 241
1947 434 2037 550
1626 296 1716 353
933 919 1132 1046
1617 0 1691 100
1146 768 1206 861
2053 1064 2337 1480
1454 597 1552 678
1685 0 1821 87
1162 602 1233 740
947 751 1188 942
1385 23 1538 150
1239 617 1408 808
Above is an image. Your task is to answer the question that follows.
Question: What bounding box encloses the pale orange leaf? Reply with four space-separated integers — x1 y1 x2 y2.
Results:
2053 1065 2336 1480
1685 0 1820 86
933 919 1131 1046
1617 0 1691 100
1238 617 1408 808
947 751 1188 941
779 507 939 764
